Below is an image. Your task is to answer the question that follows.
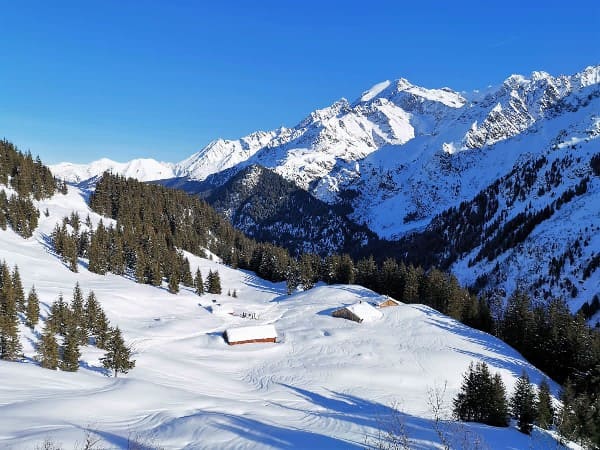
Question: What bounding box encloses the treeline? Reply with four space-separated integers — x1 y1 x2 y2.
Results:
453 363 554 435
388 153 592 271
51 174 486 329
52 212 225 296
1 260 135 376
453 358 600 446
494 290 600 446
0 139 56 199
38 283 135 376
0 191 40 238
0 139 64 238
0 261 29 360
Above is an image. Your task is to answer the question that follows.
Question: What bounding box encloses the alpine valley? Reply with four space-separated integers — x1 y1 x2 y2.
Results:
52 65 600 318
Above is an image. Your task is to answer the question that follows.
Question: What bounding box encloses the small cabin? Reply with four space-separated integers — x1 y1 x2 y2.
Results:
372 296 401 308
332 301 383 323
223 324 278 345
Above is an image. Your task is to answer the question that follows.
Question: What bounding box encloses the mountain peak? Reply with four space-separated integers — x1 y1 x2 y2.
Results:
51 157 175 183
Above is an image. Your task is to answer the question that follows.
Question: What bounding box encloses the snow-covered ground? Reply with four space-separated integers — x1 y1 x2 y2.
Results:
0 186 576 449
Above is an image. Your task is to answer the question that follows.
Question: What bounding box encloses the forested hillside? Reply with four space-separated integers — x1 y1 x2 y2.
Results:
0 139 59 238
160 164 376 256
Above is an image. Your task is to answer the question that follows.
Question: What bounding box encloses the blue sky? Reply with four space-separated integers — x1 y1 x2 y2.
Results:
1 1 598 164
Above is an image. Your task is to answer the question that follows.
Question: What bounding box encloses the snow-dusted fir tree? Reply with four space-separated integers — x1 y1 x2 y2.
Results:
205 270 222 294
0 263 22 360
168 268 180 294
36 324 59 370
194 268 204 296
60 323 81 372
25 285 40 328
11 265 25 313
536 378 554 429
510 372 537 434
101 326 135 377
71 282 88 345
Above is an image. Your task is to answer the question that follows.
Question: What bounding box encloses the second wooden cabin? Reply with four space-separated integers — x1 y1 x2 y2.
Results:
332 301 383 323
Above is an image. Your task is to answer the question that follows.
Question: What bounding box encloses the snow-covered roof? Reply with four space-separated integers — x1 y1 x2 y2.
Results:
345 302 383 322
225 324 277 343
373 296 400 306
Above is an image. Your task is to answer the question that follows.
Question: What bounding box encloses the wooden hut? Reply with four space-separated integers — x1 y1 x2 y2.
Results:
223 324 277 345
372 296 401 308
332 301 383 323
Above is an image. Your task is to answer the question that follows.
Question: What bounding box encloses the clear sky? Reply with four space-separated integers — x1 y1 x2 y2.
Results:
1 0 598 164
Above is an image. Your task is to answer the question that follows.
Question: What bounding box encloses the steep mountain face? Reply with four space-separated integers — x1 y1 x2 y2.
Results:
170 66 600 310
50 65 600 311
161 165 376 256
170 67 599 236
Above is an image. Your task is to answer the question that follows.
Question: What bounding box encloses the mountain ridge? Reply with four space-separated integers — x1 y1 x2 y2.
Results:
50 65 600 311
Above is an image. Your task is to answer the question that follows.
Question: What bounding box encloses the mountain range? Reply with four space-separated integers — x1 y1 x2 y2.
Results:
51 65 600 314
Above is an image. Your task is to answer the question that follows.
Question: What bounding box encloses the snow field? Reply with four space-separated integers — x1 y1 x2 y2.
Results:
0 185 576 449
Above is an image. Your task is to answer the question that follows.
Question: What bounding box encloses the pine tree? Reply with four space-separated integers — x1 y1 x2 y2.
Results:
11 266 25 313
453 361 508 427
36 324 59 370
232 289 237 298
63 231 79 272
135 248 146 284
402 265 421 303
0 262 22 360
285 261 300 295
205 270 222 294
101 326 135 377
60 323 81 372
511 372 537 434
71 283 88 345
194 268 204 296
490 373 510 427
180 257 193 287
47 293 70 335
557 379 578 441
94 309 110 349
536 378 554 429
84 291 100 334
25 285 40 328
168 270 180 294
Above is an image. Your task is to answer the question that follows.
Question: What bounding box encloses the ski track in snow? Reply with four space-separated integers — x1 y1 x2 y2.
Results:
0 185 581 448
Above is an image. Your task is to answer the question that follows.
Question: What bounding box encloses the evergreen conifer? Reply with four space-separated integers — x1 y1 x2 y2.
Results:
194 269 204 296
536 378 554 429
0 262 22 360
11 266 25 312
36 324 59 370
168 270 180 294
206 270 222 294
60 323 81 372
101 327 135 377
511 372 537 434
25 285 40 328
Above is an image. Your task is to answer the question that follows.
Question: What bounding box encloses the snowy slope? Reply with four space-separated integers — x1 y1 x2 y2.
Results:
51 157 175 183
0 184 574 449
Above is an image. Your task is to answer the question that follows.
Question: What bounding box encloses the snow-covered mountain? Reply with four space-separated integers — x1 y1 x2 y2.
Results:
0 182 571 449
49 65 600 312
51 157 175 183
